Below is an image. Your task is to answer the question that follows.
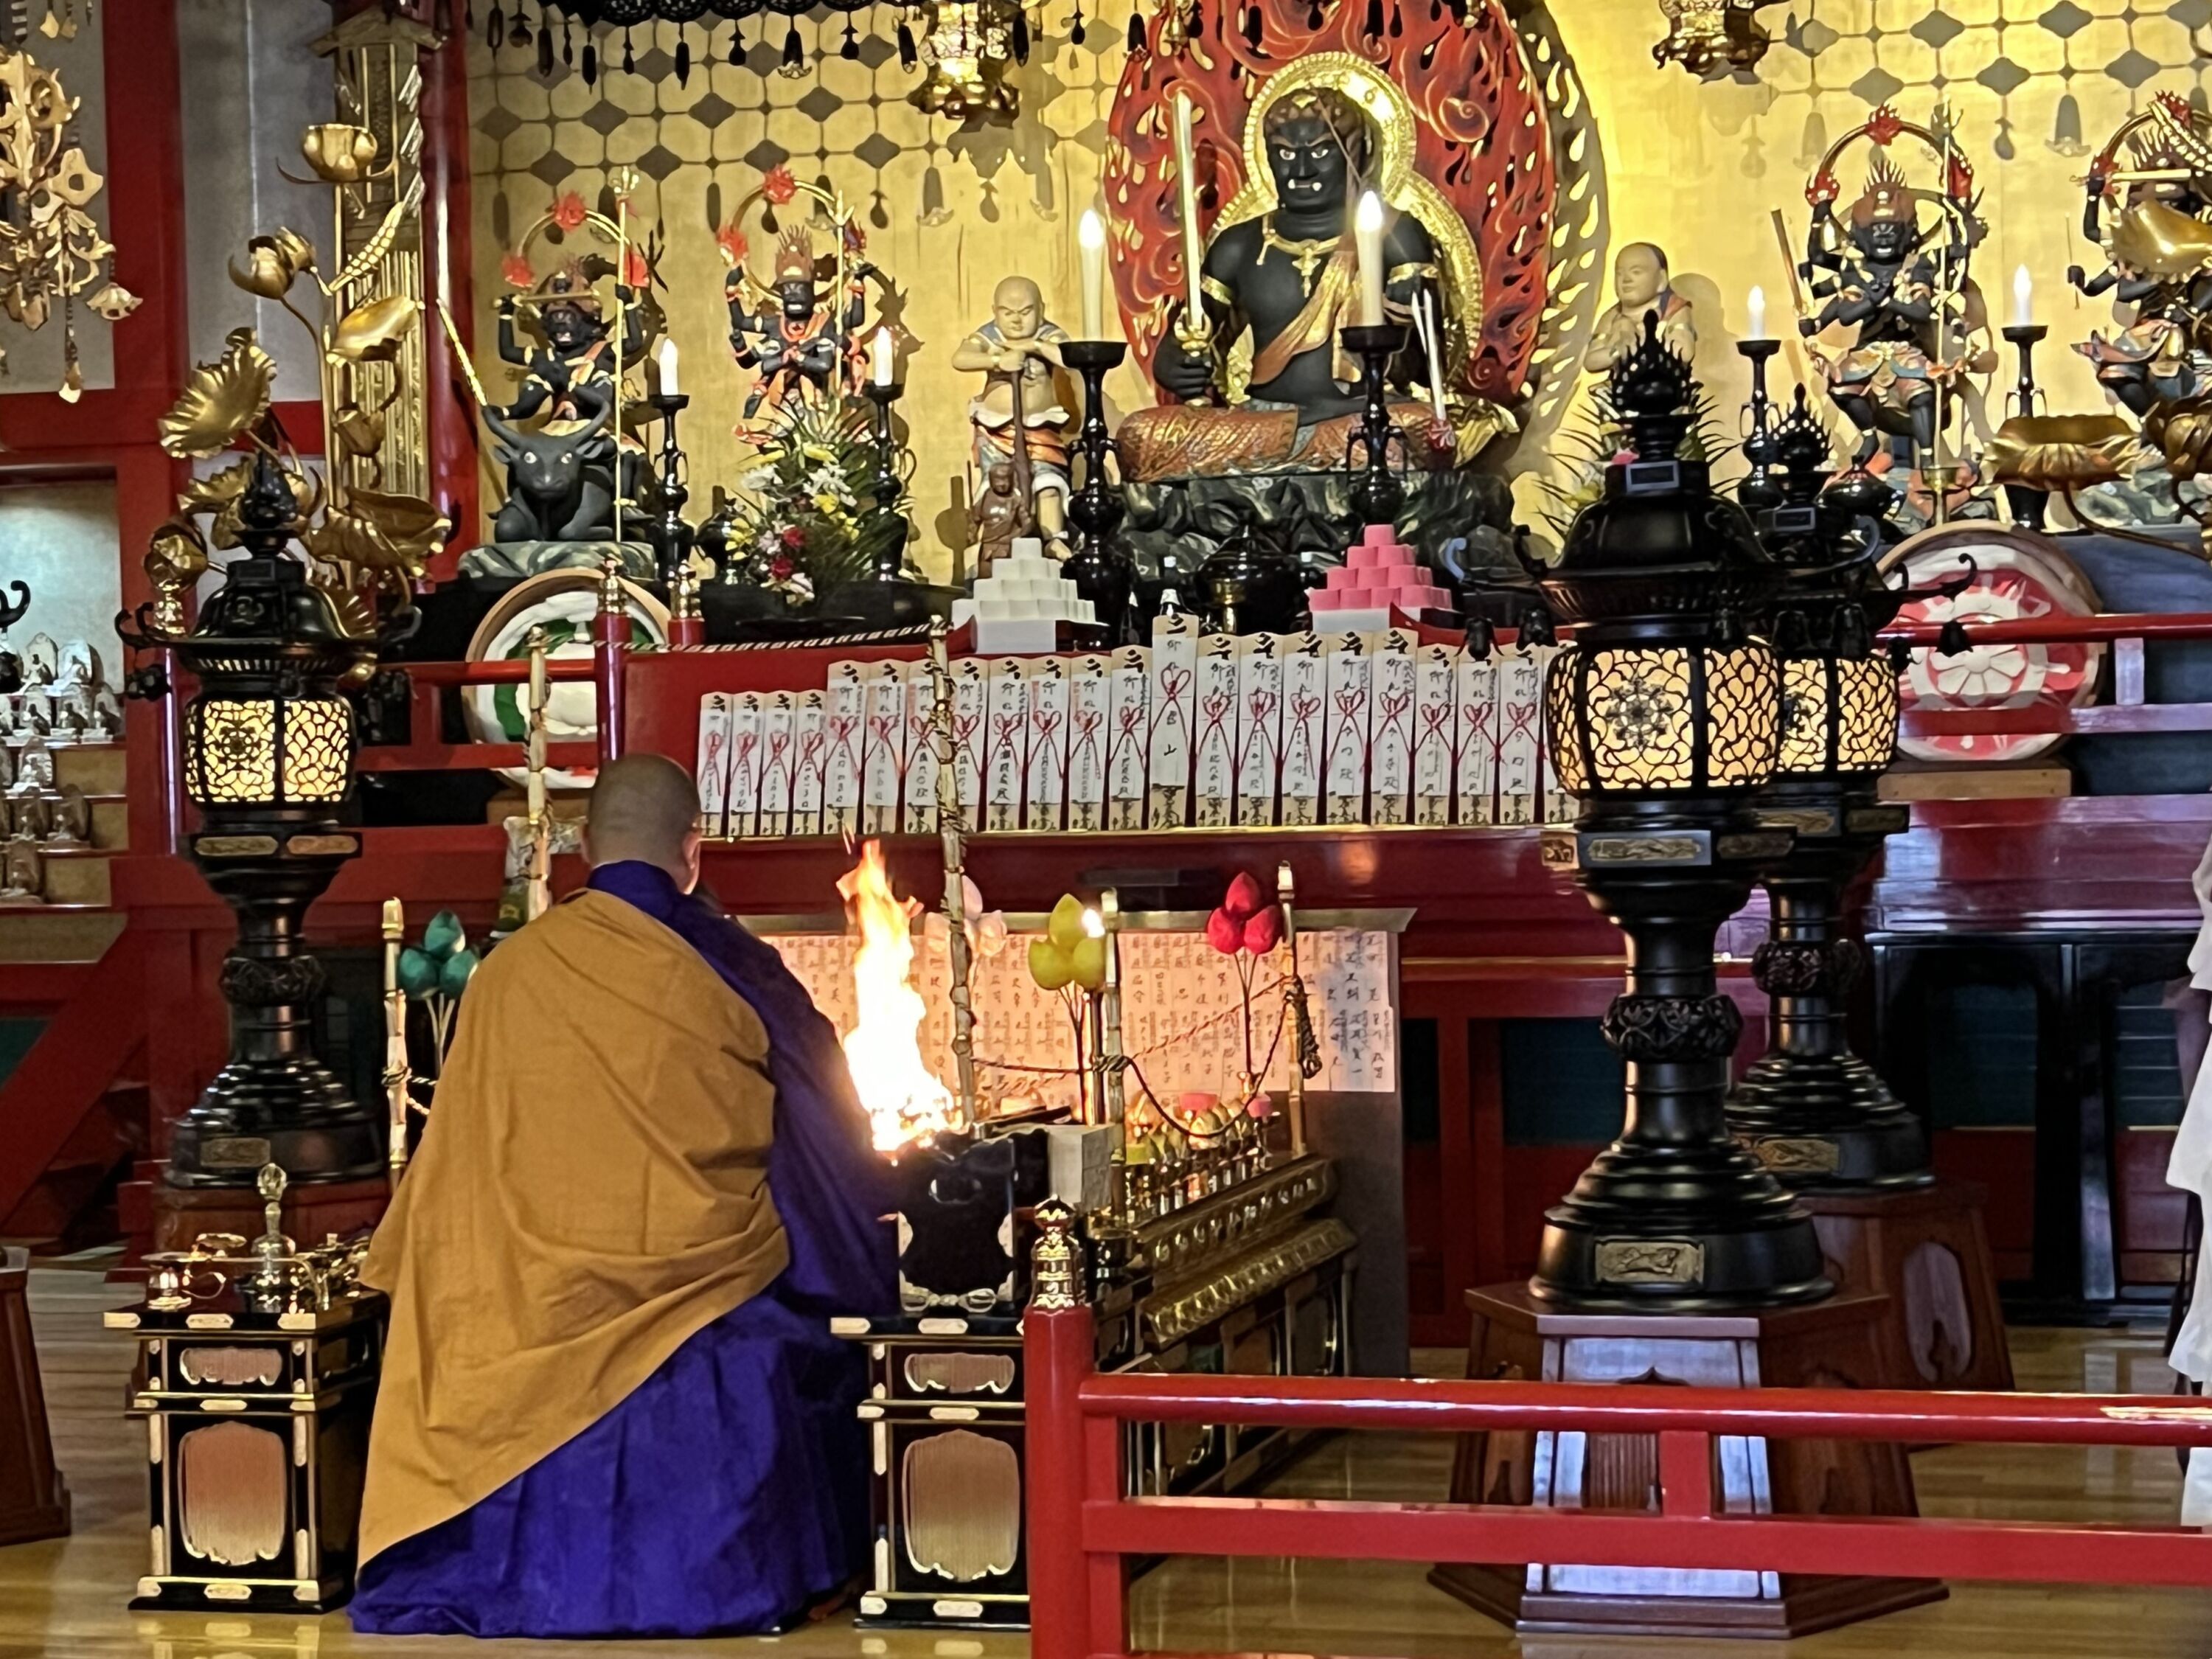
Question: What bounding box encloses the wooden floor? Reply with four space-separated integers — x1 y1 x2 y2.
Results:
10 1263 2211 1658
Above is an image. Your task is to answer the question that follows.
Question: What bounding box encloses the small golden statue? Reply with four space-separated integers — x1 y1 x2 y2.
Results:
951 276 1074 549
1583 243 1697 375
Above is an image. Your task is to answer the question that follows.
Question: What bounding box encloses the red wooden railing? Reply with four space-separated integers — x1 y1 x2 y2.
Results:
1026 1298 2212 1659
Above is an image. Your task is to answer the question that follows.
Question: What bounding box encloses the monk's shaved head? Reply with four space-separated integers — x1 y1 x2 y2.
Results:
584 754 703 891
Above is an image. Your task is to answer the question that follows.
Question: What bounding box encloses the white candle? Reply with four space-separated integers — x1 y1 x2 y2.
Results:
1355 190 1385 328
872 325 896 388
1173 94 1204 322
1419 290 1447 421
1079 209 1107 341
2013 263 2034 327
1747 285 1767 342
656 335 680 398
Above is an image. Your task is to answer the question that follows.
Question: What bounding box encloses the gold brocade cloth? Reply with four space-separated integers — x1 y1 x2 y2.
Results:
358 891 790 1564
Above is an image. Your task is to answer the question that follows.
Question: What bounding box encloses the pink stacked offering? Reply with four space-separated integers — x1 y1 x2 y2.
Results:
1307 524 1454 630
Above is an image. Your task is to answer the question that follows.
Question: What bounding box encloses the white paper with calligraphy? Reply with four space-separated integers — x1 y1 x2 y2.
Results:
1192 633 1239 829
1413 644 1458 827
983 659 1028 832
697 693 734 838
765 924 1398 1108
902 663 940 835
1497 648 1543 827
1147 614 1197 827
1107 647 1150 831
1067 655 1110 833
952 658 987 828
1235 634 1283 826
862 661 907 835
824 661 865 838
1456 650 1499 827
757 692 796 839
1368 628 1416 826
1324 633 1371 825
726 693 763 840
791 691 826 837
1279 633 1326 827
1024 658 1071 832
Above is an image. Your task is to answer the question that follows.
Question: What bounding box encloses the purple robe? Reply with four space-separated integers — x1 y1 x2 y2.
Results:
351 860 895 1638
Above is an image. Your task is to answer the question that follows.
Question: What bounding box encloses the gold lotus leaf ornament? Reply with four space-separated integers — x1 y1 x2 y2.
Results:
330 403 386 459
328 293 418 364
305 488 449 579
299 123 379 186
1987 414 2137 491
159 329 276 459
228 229 316 301
86 281 138 320
2110 201 2212 282
146 520 209 585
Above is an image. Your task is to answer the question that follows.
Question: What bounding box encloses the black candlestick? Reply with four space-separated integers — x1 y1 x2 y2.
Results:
1341 321 1409 526
1737 337 1783 512
2001 321 2051 529
647 390 691 587
1060 339 1133 644
863 380 908 581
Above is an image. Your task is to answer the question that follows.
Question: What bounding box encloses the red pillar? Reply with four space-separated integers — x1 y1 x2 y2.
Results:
420 22 479 571
1026 1301 1106 1659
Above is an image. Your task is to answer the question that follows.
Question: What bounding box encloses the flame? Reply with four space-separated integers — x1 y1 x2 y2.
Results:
837 841 959 1152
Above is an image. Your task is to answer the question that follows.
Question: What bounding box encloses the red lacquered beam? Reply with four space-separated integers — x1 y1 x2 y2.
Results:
1902 700 2212 737
1879 610 2212 646
1073 1371 2212 1448
1082 1498 2212 1590
354 742 599 773
400 659 596 686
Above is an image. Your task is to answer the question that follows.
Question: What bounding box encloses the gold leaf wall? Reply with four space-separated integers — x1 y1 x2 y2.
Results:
465 0 2212 567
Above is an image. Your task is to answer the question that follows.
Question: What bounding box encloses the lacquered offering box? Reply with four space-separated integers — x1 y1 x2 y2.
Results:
108 1290 383 1613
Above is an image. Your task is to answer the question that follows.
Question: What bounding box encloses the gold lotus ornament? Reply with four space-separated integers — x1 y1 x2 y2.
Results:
330 403 386 461
305 488 449 580
299 124 380 186
229 229 316 301
159 330 277 460
86 281 138 321
1987 414 2136 492
145 520 209 631
329 293 418 364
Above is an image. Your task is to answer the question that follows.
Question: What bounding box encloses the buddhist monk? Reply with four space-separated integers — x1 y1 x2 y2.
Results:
351 754 895 1639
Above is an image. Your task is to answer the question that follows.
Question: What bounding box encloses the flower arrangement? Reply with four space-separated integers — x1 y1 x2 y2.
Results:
723 395 905 608
1206 870 1284 1100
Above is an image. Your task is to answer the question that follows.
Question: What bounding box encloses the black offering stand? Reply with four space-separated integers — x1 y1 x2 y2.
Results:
1724 387 1928 1189
1060 339 1135 643
1524 316 1826 1310
119 456 394 1188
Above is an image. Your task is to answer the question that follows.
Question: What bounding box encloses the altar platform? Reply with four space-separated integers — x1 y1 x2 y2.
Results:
14 1260 2208 1659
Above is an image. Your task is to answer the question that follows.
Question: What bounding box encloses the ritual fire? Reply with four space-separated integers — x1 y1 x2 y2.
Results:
837 841 960 1153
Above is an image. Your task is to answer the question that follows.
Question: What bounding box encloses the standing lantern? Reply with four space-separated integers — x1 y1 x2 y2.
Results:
121 454 392 1189
1724 389 1927 1187
1528 315 1826 1310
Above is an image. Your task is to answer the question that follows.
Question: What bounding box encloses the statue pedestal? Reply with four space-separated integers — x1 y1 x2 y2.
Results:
1803 1178 2011 1393
1430 1284 1941 1641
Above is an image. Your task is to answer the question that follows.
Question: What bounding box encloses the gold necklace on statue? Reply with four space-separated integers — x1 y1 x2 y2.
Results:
1259 215 1341 296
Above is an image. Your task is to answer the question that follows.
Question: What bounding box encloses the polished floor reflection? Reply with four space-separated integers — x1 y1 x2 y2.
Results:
14 1265 2211 1658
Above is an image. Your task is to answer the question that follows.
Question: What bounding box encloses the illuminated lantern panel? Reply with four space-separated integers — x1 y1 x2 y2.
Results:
1775 654 1899 779
184 697 354 808
1546 644 1780 796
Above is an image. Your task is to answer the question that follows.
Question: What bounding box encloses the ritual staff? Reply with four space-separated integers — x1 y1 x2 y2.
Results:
351 754 895 1639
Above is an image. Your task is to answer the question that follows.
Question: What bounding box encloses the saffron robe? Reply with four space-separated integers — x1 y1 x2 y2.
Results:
352 866 894 1636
